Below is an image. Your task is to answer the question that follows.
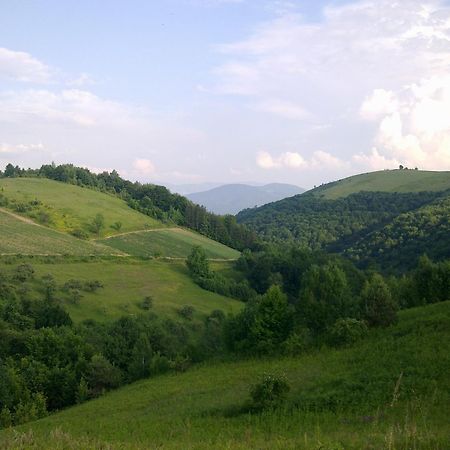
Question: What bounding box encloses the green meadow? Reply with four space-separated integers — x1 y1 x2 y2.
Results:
0 210 120 256
313 170 450 199
0 257 242 322
2 301 449 449
0 178 161 236
99 228 241 259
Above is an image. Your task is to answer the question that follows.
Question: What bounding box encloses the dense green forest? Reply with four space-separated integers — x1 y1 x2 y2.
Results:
0 163 257 251
237 189 450 272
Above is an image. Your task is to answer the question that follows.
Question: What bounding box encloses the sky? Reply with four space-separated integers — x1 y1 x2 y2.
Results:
1 0 450 189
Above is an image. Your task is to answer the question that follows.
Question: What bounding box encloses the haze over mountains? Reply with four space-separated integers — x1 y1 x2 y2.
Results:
186 183 305 215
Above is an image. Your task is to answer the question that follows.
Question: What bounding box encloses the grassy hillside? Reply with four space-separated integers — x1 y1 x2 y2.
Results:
3 301 449 449
0 177 161 236
312 169 450 199
99 228 240 259
0 258 242 322
0 209 121 256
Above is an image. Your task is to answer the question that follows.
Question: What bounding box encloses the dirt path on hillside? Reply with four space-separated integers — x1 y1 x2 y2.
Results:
0 207 46 227
95 227 177 240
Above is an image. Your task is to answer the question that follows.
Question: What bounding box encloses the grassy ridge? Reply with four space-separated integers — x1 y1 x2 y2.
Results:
99 228 241 259
3 302 449 449
313 169 450 199
0 210 120 256
0 258 242 322
0 178 161 236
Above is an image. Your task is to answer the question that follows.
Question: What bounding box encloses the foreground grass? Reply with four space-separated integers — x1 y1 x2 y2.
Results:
99 228 240 259
2 302 448 449
314 169 450 199
0 177 161 236
0 210 120 256
0 257 242 321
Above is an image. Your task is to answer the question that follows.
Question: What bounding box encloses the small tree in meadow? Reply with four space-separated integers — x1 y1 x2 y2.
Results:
186 246 210 280
90 213 105 236
249 373 290 411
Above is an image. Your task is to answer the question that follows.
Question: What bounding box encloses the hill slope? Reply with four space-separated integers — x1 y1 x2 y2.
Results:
0 209 121 256
187 183 304 215
0 177 161 237
4 301 449 449
99 228 240 259
237 170 450 271
313 169 450 199
0 177 240 259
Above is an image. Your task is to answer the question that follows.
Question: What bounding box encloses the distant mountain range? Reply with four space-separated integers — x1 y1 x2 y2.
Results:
187 183 305 215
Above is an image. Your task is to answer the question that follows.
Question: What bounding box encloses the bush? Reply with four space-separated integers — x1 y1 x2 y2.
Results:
177 305 195 320
71 229 89 240
139 296 153 310
327 318 368 347
249 373 290 411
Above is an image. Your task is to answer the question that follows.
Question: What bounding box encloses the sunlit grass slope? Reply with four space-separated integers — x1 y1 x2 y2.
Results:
99 228 240 259
4 302 449 449
312 170 450 199
0 258 242 322
0 177 161 236
0 210 120 256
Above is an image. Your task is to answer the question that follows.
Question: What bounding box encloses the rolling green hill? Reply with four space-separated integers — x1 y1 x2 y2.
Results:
3 301 449 449
99 228 240 259
0 177 161 237
313 169 450 199
0 177 240 260
0 258 242 322
237 170 450 272
0 209 121 256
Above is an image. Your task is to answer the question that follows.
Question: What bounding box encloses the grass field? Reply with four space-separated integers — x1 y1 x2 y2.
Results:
312 170 450 199
99 228 241 259
2 302 449 449
0 258 242 322
0 209 121 256
0 177 161 236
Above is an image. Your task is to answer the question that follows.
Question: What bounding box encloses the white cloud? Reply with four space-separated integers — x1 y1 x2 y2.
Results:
257 150 345 170
360 89 399 120
0 142 45 154
360 75 450 170
0 47 52 83
133 158 156 176
253 98 310 120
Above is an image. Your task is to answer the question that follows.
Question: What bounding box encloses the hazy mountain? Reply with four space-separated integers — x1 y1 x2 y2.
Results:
187 183 305 215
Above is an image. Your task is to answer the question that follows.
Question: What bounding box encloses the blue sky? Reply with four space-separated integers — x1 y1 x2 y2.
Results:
1 0 450 188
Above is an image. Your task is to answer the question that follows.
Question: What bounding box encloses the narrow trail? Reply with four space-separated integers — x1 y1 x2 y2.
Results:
94 227 177 241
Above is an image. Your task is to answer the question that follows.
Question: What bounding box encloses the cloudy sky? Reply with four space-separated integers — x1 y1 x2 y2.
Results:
1 0 450 188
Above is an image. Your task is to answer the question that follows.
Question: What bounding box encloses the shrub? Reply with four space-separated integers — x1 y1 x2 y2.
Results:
177 305 195 320
327 318 368 347
83 280 104 292
71 229 89 240
139 296 153 310
14 264 34 282
249 373 290 411
110 221 122 231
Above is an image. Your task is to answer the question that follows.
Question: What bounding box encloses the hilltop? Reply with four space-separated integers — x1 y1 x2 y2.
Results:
187 183 304 215
311 169 450 199
237 170 450 271
3 301 449 449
